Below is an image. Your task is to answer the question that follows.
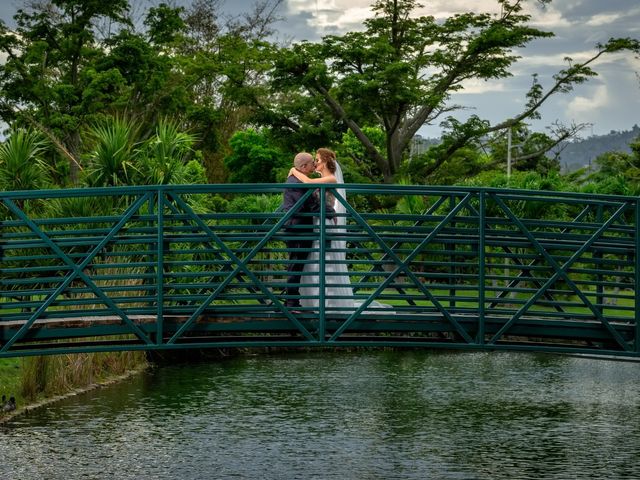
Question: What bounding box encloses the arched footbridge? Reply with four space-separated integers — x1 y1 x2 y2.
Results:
1 184 638 358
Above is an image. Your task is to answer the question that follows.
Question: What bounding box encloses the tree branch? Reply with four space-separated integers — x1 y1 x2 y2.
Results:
489 50 609 133
312 83 389 177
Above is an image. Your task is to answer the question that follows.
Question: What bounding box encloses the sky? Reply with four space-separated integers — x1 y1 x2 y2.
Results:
1 0 638 139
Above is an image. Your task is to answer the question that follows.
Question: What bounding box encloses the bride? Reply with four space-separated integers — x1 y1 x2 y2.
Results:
287 148 392 313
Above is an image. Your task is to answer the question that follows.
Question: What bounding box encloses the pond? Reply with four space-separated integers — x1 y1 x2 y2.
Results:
2 350 639 479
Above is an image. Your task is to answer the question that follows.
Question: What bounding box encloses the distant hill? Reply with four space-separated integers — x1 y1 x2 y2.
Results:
411 126 639 173
555 125 639 173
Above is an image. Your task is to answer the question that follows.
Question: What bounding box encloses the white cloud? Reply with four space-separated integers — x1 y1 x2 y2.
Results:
623 53 640 70
585 12 622 26
515 49 606 69
287 0 371 32
526 6 572 29
412 0 500 19
457 78 507 95
287 0 504 36
315 7 371 31
567 85 609 116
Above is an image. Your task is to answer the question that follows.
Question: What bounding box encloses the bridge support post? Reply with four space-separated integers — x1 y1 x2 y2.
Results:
478 191 485 345
633 197 640 353
156 190 165 346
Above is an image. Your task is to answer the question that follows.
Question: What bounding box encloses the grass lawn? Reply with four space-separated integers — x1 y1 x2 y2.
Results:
0 357 22 416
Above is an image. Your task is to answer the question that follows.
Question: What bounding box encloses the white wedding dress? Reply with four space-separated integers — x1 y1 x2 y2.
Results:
299 163 392 313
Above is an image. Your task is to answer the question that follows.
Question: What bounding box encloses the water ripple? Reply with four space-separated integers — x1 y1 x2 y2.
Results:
2 351 640 479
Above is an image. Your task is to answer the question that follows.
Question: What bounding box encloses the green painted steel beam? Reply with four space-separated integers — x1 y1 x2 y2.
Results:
1 184 638 358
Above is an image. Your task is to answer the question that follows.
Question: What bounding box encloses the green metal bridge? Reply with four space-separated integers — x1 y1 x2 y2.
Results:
0 184 638 358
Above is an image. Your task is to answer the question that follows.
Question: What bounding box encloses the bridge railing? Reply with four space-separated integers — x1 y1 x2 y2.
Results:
0 184 638 357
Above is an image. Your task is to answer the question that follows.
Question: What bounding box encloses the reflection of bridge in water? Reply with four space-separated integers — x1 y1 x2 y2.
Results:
0 184 638 358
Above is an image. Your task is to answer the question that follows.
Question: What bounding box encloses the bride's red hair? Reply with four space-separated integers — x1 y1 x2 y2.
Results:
317 148 337 173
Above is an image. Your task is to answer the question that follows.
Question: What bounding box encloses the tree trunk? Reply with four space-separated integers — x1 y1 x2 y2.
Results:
386 124 409 181
313 84 390 180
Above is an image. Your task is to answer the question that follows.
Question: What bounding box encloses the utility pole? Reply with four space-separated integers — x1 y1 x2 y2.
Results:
507 127 512 180
505 127 512 289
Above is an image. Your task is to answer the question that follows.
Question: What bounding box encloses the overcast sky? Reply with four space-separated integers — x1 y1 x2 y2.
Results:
1 0 638 139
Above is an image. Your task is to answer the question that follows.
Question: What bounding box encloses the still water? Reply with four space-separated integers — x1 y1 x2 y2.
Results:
1 350 640 479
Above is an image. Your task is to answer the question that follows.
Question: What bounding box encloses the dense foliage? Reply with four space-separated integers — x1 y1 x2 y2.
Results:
0 0 637 191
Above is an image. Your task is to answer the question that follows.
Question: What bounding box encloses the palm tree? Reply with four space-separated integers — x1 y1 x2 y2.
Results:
136 119 198 185
83 116 140 187
0 129 50 192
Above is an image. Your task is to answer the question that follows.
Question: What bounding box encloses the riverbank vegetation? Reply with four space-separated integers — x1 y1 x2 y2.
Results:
0 358 21 413
1 351 147 420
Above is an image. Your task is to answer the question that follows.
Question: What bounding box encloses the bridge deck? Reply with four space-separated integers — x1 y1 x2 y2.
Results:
0 312 635 357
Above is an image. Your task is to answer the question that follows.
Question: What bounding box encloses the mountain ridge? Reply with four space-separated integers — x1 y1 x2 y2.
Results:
555 125 639 173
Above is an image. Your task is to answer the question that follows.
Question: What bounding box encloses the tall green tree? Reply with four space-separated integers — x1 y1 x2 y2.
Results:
178 0 286 182
0 1 285 185
224 129 289 183
334 127 387 183
271 0 639 182
482 123 567 176
0 0 131 183
575 135 640 196
404 144 489 185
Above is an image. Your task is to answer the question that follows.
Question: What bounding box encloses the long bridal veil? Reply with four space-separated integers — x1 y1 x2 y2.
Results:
299 162 354 311
299 162 392 312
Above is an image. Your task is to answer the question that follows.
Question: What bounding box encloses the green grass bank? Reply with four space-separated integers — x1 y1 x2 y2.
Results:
0 351 148 422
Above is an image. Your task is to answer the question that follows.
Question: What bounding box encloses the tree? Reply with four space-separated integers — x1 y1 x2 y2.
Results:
0 0 131 183
271 0 640 182
334 127 387 183
136 119 201 185
223 129 289 183
162 0 286 182
404 144 488 185
481 122 571 176
0 1 286 186
83 115 203 187
575 135 640 196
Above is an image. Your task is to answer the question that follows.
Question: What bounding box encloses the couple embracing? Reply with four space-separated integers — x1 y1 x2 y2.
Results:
282 148 388 314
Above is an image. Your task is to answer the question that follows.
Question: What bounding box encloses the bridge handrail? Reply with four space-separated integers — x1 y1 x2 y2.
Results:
0 183 638 203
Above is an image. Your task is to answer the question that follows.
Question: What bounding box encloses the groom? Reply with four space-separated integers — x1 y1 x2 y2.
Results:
281 152 325 310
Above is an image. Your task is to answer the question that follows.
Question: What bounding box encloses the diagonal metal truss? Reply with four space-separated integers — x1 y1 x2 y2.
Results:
489 194 630 350
1 194 154 352
328 191 475 343
164 191 317 343
0 185 638 358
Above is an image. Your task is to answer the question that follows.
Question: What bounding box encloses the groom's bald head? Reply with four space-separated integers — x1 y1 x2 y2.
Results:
293 152 314 168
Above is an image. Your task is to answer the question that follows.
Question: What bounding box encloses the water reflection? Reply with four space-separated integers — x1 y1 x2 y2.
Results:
2 351 640 479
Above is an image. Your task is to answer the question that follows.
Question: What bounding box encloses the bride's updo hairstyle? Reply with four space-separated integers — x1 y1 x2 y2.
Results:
317 148 337 174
